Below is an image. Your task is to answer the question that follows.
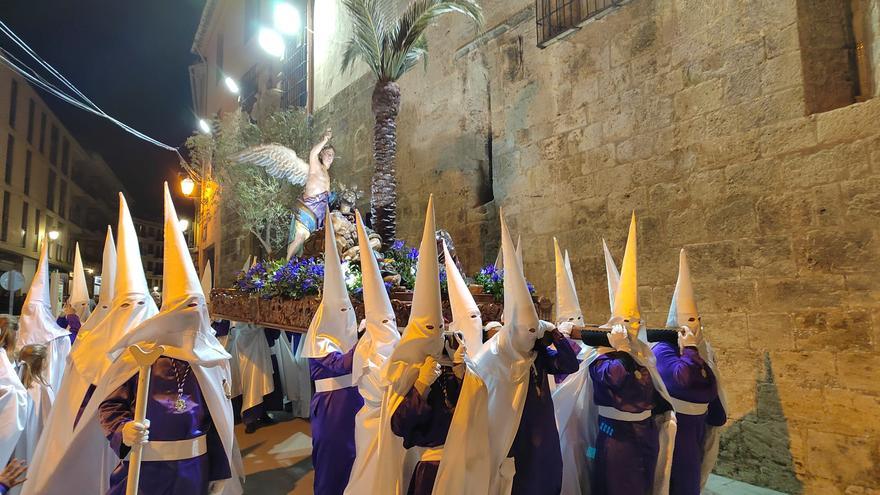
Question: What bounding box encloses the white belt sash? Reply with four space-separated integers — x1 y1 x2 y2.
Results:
315 373 353 393
668 397 709 416
420 445 444 462
597 406 651 422
127 435 208 462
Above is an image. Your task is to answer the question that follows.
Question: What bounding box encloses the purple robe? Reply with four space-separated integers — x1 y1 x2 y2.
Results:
58 314 82 343
0 482 8 494
589 351 663 495
507 331 579 495
653 343 727 495
390 371 462 495
210 320 231 338
98 357 230 495
554 338 583 384
309 348 363 495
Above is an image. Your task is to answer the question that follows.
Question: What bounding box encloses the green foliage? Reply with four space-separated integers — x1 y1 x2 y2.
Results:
341 0 483 82
185 108 316 257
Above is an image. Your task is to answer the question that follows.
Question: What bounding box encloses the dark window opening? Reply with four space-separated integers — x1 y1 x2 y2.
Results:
20 202 28 248
8 80 17 128
59 180 67 219
61 138 70 175
49 125 59 165
216 33 225 85
1 192 9 242
240 65 259 114
24 151 31 194
47 170 56 211
38 113 46 153
536 0 621 47
33 209 40 250
26 99 35 143
4 135 13 185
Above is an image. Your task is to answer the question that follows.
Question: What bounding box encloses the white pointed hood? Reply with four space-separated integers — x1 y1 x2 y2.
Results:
500 211 541 356
554 238 583 326
78 227 116 334
444 240 482 354
667 249 699 329
17 240 68 349
602 239 620 314
201 260 213 304
608 213 642 341
70 243 91 321
386 195 444 367
302 206 357 358
110 183 229 365
70 193 158 383
351 210 399 385
515 234 523 268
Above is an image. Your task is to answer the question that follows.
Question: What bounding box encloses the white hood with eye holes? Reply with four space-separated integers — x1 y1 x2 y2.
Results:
70 243 91 321
109 183 228 366
71 194 158 384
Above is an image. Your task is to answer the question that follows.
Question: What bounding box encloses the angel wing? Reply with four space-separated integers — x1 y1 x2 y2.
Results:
231 144 310 186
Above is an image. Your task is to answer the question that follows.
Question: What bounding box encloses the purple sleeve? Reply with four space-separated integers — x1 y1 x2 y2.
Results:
66 314 82 333
206 418 232 481
97 375 137 458
310 348 356 378
589 354 629 389
390 386 433 441
653 344 712 389
0 482 8 494
56 316 68 328
706 396 727 427
537 330 580 375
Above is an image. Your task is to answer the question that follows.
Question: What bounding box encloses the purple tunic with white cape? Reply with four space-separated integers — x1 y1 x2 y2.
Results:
589 351 665 495
390 371 462 495
653 343 726 495
309 348 363 495
99 356 230 495
508 331 578 495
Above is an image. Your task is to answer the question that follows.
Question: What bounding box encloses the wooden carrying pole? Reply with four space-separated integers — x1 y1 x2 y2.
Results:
125 344 166 495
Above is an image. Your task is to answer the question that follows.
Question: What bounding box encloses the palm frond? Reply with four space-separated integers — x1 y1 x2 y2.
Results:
341 0 395 77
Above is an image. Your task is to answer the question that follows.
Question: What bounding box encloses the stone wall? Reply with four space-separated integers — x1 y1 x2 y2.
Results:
313 0 880 492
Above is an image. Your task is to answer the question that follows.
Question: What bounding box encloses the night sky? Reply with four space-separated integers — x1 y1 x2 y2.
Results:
2 0 206 219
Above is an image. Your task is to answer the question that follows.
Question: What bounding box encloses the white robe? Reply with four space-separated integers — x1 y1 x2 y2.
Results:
274 333 311 418
0 352 27 465
10 383 53 494
44 335 70 395
230 323 274 413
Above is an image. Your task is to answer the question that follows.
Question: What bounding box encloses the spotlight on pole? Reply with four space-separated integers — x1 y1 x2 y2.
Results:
180 177 196 197
179 219 190 232
48 230 59 241
274 3 301 36
258 27 285 59
223 76 240 94
198 118 212 134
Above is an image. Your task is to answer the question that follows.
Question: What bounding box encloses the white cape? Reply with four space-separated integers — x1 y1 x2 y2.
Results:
230 323 274 412
0 352 27 465
44 336 71 397
272 332 311 418
553 341 678 495
22 351 243 495
11 383 54 493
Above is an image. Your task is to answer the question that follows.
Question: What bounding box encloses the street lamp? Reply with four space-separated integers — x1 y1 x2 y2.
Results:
178 219 190 232
223 76 240 94
180 177 196 196
273 3 301 35
198 118 212 134
48 230 59 241
258 27 285 59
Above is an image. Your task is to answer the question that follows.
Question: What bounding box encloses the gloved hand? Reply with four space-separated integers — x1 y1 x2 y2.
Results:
121 419 150 447
557 321 575 339
608 325 631 354
678 325 700 348
414 356 441 396
452 341 467 380
208 480 226 495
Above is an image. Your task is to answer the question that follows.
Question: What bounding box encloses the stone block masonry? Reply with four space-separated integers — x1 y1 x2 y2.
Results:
312 0 880 492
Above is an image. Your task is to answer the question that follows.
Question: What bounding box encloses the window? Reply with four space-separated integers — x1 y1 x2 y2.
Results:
20 202 28 248
536 0 621 47
23 151 31 195
58 180 67 218
148 244 154 255
8 80 17 128
245 0 260 42
33 209 40 250
4 135 13 184
282 32 309 109
147 261 154 272
216 33 225 85
39 113 46 153
49 125 59 165
0 192 9 242
61 138 70 175
240 65 259 113
26 99 35 143
47 170 56 211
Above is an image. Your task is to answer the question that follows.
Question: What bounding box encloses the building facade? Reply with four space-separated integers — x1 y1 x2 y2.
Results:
0 64 127 312
191 1 880 491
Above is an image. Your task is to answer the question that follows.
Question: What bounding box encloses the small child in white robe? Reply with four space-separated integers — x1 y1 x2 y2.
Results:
14 344 54 468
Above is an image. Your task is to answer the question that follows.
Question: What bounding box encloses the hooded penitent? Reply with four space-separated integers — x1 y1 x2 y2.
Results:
201 260 213 306
602 238 620 313
302 206 357 359
662 248 728 489
344 210 402 495
70 243 91 321
443 241 483 355
554 238 583 327
80 227 116 335
70 193 158 385
17 240 70 393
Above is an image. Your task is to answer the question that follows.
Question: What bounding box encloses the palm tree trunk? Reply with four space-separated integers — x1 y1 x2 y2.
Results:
370 80 401 246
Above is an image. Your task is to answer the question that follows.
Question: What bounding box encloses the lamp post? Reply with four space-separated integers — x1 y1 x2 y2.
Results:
180 177 196 197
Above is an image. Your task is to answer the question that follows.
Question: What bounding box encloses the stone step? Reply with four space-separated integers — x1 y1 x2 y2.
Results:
704 474 790 495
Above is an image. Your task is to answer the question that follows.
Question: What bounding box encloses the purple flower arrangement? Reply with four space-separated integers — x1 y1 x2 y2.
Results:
473 264 536 301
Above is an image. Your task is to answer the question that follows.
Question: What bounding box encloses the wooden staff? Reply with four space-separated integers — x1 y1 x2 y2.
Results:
575 324 681 347
126 344 166 495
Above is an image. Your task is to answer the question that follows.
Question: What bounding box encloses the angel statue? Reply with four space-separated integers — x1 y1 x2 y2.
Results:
234 128 335 259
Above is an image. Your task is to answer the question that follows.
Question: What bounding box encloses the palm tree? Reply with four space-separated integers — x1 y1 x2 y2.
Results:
341 0 483 245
